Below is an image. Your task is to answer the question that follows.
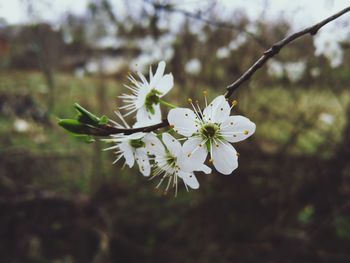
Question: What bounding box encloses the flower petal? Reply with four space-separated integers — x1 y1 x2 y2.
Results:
150 61 165 87
162 133 181 156
135 149 151 176
178 171 199 189
211 141 238 175
168 108 198 137
180 137 210 174
134 85 150 109
135 104 162 127
203 95 230 123
155 74 173 96
135 107 149 126
143 133 165 156
220 116 256 143
152 104 162 122
128 132 146 140
119 141 135 168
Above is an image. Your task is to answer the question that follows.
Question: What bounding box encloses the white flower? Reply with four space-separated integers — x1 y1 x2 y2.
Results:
285 61 306 83
168 95 256 175
104 132 151 176
228 34 247 50
145 132 210 195
13 118 30 133
102 111 152 176
119 61 174 123
216 47 230 59
185 58 202 75
319 112 334 125
267 60 284 78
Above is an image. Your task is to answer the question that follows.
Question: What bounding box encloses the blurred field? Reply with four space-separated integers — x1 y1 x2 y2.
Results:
1 70 348 188
1 1 350 262
2 68 350 262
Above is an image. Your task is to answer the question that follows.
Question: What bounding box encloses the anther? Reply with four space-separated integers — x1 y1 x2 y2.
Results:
236 152 240 157
187 98 193 103
203 90 208 96
243 130 249 135
231 100 238 106
209 158 214 163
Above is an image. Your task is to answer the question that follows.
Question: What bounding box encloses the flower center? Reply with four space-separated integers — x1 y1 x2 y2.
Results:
145 89 162 114
201 123 219 139
166 152 177 168
129 139 145 148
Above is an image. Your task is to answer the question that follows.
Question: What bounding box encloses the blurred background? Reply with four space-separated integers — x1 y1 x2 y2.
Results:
1 0 350 262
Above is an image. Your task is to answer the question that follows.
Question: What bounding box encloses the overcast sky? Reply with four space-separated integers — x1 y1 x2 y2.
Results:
0 0 349 29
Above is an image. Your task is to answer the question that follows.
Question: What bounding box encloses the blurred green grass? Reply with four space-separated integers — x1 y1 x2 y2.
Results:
0 70 348 195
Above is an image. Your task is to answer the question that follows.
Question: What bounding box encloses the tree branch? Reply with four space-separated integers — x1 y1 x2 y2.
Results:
224 6 350 98
88 119 169 136
76 6 350 136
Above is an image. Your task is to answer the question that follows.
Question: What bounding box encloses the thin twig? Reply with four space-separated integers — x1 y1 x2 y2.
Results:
224 6 350 98
83 6 350 136
87 119 169 136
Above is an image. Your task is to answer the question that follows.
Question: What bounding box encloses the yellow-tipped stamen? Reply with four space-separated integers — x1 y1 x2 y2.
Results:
230 99 238 110
195 100 204 117
243 130 249 135
236 152 240 157
165 176 172 192
203 91 208 108
188 98 202 121
187 98 193 103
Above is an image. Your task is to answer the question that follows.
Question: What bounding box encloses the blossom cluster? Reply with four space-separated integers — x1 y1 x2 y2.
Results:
104 61 256 195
